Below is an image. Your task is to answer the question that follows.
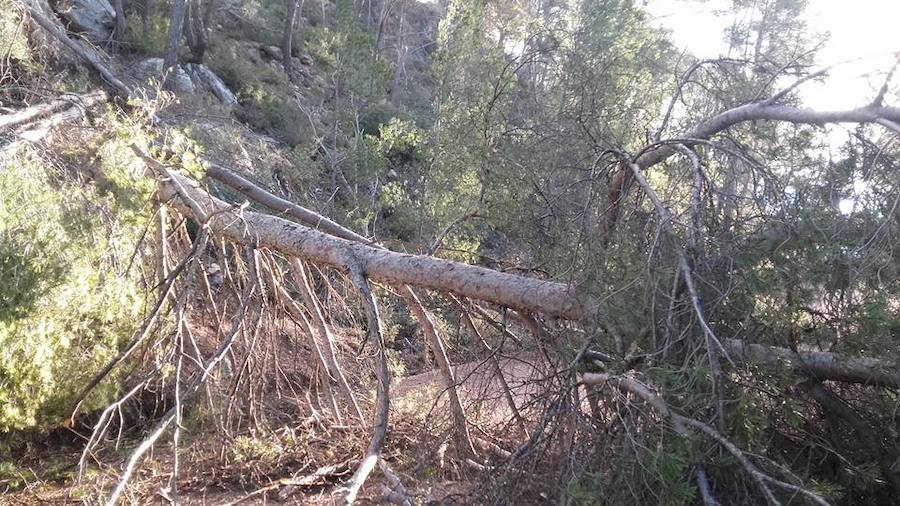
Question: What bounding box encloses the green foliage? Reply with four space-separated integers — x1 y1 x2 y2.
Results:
571 432 698 505
232 435 282 465
0 123 150 431
123 12 169 55
331 0 392 99
237 85 310 147
372 118 425 166
208 43 286 91
0 0 30 62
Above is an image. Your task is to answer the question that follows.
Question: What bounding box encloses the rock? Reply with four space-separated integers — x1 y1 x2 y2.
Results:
261 45 283 61
185 63 237 105
55 0 116 44
299 53 313 66
135 58 195 94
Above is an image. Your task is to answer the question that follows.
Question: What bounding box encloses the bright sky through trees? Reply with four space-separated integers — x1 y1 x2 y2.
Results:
645 0 900 214
645 0 900 110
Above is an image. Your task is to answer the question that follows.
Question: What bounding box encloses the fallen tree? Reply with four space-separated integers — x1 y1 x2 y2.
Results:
723 339 900 389
0 90 107 133
150 155 587 320
207 163 477 456
19 0 132 98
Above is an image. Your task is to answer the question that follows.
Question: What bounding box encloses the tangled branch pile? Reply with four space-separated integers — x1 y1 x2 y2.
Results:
2 0 900 504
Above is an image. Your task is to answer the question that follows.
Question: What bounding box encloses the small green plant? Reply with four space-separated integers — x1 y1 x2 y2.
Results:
236 84 309 147
231 435 282 465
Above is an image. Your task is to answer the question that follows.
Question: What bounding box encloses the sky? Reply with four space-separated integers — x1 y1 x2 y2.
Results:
643 0 900 214
643 0 900 110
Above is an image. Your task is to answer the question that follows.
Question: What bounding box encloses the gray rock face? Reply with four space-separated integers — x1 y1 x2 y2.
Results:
55 0 116 44
134 58 236 104
185 63 237 105
261 45 283 61
135 58 195 94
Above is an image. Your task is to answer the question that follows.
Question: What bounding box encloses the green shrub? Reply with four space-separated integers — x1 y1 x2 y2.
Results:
0 134 150 431
236 84 309 147
123 12 169 55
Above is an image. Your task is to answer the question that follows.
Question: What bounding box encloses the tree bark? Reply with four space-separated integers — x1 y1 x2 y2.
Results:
205 164 480 455
282 0 301 75
163 0 187 90
342 263 390 505
723 339 900 389
112 0 125 52
196 163 586 319
183 0 207 62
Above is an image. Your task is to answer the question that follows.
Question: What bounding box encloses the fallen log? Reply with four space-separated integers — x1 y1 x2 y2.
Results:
146 154 587 320
723 339 900 389
583 339 900 388
208 163 478 456
0 90 107 133
19 0 132 98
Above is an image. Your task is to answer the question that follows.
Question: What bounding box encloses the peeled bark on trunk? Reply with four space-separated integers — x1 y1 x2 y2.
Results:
724 339 900 389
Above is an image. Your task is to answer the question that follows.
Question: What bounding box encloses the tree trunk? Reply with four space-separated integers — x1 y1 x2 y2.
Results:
205 162 480 456
723 339 900 388
282 0 301 75
183 0 207 63
196 162 586 319
112 0 126 52
0 90 107 133
163 0 187 90
141 0 154 39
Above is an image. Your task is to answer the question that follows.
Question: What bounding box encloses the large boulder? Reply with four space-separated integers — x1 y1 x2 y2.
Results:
185 64 238 105
54 0 116 44
135 58 195 94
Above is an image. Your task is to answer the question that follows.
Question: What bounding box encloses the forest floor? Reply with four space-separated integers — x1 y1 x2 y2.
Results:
1 355 538 505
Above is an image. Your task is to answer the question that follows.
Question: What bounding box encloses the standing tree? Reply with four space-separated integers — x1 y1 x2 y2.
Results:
183 0 208 62
112 0 125 52
282 0 303 75
162 0 186 90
